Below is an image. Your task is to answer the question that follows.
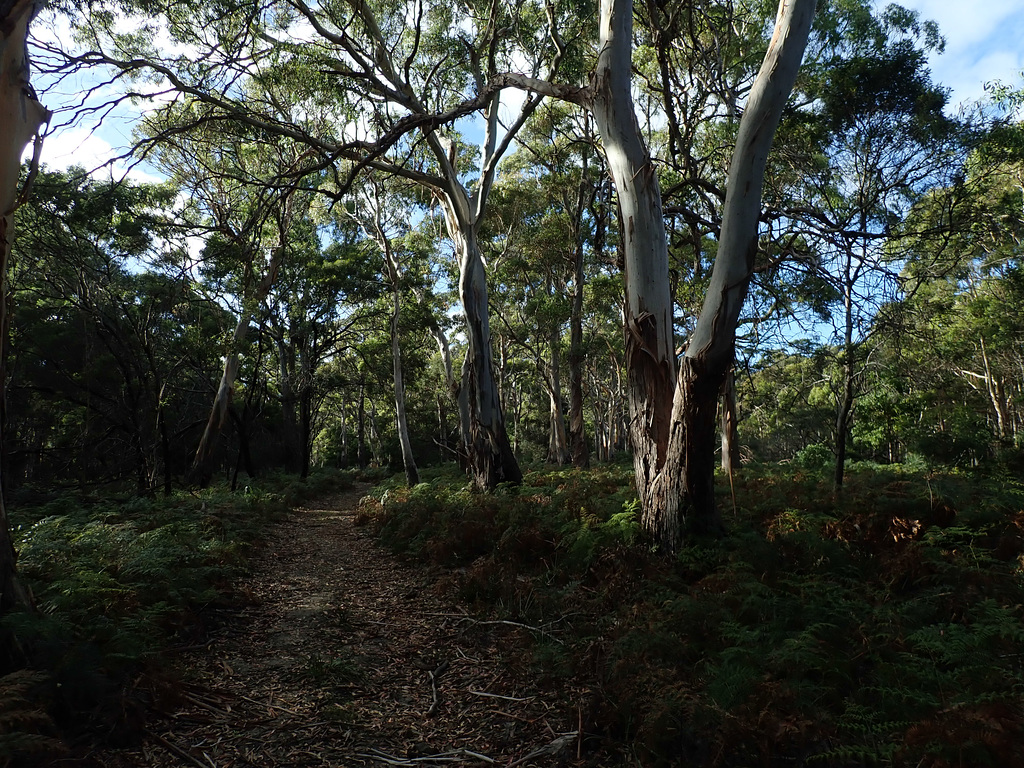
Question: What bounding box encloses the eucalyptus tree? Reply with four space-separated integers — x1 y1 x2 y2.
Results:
893 160 1024 458
137 102 324 484
0 0 49 617
496 0 816 548
258 203 379 477
46 0 591 490
486 151 574 464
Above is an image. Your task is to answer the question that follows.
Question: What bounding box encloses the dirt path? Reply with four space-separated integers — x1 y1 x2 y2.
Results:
95 486 584 767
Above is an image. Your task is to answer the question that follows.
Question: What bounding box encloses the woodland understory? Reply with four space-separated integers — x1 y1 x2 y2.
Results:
0 0 1023 764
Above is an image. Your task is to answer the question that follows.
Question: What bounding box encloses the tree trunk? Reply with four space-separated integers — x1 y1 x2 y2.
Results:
834 352 855 490
192 245 283 484
979 336 1010 441
568 247 589 467
357 380 368 468
834 258 856 490
368 397 382 465
298 346 312 479
277 337 301 474
0 0 49 620
546 328 569 465
192 344 241 485
158 389 172 496
421 307 464 461
386 254 419 486
591 0 676 520
455 226 522 488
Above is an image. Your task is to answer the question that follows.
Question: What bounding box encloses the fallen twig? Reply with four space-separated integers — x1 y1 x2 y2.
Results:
236 693 304 717
182 691 232 717
456 618 565 645
358 749 460 765
144 729 213 768
459 748 495 763
467 690 534 702
481 709 537 724
357 747 497 765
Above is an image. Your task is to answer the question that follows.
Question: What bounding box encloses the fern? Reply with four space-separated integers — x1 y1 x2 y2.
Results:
0 670 63 767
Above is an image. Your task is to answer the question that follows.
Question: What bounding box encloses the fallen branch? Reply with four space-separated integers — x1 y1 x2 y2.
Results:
357 747 495 765
508 731 579 767
481 709 538 724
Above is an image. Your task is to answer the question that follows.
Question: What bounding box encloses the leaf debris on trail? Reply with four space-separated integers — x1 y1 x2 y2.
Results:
92 487 582 767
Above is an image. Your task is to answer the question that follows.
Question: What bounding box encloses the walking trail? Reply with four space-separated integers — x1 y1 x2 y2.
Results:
95 485 587 767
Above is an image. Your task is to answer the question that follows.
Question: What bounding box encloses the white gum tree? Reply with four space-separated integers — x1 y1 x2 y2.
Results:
498 0 818 549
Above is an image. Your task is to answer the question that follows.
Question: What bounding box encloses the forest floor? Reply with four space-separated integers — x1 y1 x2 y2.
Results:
89 485 591 768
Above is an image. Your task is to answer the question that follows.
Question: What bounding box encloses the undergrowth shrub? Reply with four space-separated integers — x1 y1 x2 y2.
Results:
1 468 354 760
366 463 1024 767
0 670 62 767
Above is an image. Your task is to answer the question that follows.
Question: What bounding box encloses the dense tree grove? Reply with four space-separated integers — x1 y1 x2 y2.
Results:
0 0 1018 592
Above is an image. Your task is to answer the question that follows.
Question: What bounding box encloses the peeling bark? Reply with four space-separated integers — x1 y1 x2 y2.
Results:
678 0 818 531
591 0 676 517
720 368 740 476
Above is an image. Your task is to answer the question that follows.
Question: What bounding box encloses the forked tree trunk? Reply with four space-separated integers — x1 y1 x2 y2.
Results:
591 0 816 550
0 0 49 619
676 0 816 536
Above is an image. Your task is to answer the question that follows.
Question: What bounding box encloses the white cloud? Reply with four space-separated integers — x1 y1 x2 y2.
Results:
905 0 1019 50
893 0 1024 107
33 125 163 184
